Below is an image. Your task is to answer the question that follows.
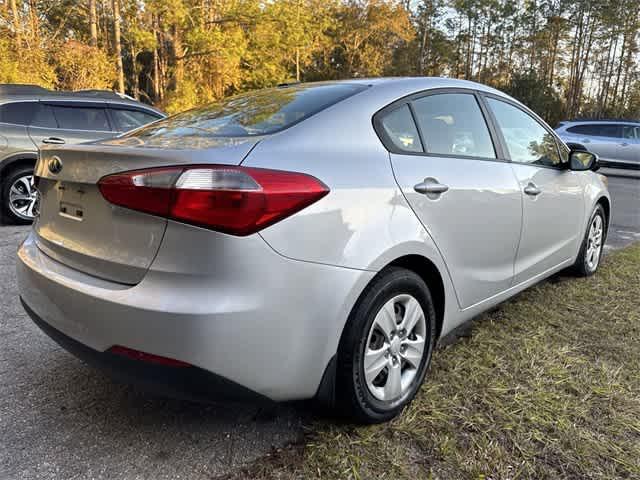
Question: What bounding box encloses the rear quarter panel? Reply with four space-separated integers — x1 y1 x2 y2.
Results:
241 85 463 335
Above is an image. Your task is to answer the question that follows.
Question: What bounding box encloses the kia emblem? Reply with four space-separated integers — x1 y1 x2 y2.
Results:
48 156 63 174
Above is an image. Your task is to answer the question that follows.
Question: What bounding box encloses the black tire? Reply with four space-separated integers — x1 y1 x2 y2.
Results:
336 267 436 423
571 204 606 277
1 165 36 225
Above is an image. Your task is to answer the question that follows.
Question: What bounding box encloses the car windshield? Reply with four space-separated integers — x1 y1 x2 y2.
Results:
122 83 367 143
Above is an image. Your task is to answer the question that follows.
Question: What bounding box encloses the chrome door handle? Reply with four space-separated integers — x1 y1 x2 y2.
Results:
414 179 449 195
42 137 66 145
524 183 541 196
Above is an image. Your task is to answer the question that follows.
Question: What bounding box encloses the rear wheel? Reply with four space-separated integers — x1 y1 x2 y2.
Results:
572 204 606 276
336 267 436 423
2 165 37 224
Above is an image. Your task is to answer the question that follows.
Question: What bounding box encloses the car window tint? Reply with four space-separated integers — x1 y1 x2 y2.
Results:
111 109 158 131
51 106 110 131
31 104 57 128
411 93 495 158
124 83 367 143
566 125 592 135
622 125 639 140
379 104 423 153
0 102 36 125
487 98 560 167
567 124 621 138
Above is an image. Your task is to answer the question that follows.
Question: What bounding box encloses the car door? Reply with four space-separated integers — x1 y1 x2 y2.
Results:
27 101 115 148
484 96 585 285
618 125 640 166
378 90 522 309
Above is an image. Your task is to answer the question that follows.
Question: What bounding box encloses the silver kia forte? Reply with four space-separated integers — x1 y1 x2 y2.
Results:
17 78 610 423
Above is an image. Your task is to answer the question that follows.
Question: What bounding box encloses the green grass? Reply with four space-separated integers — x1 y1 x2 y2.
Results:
226 244 640 480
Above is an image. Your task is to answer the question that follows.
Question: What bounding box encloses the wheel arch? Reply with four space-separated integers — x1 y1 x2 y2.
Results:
596 195 610 242
0 152 37 179
315 253 447 409
385 254 446 340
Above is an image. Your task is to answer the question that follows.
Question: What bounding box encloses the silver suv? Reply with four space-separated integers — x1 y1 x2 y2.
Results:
555 119 640 169
0 84 164 223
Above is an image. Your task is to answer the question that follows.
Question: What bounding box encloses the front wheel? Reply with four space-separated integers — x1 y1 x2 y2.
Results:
572 204 606 276
1 165 38 224
336 267 436 423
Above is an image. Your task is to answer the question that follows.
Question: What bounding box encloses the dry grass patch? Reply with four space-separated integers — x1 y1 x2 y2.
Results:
226 243 640 480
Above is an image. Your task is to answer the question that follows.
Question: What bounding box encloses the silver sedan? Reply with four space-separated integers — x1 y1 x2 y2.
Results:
17 78 609 423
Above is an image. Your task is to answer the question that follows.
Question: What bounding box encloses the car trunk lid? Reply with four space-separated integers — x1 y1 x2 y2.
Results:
33 139 259 284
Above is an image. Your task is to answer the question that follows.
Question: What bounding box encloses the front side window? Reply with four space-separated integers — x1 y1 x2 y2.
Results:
487 98 561 167
411 93 496 158
51 106 110 131
379 104 423 153
0 102 36 125
123 83 367 145
111 109 159 131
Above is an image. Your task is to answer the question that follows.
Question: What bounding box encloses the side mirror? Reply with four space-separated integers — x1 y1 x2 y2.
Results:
569 150 599 172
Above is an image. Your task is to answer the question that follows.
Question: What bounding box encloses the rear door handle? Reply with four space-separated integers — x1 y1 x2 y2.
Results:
581 138 591 143
414 179 449 195
42 137 66 145
524 183 541 196
620 142 630 147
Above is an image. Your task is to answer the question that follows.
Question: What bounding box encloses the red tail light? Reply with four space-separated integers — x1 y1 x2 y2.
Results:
108 345 191 367
98 165 329 236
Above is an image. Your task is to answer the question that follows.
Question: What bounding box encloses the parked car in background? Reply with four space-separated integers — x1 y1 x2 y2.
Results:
18 78 609 423
0 84 165 223
555 119 640 169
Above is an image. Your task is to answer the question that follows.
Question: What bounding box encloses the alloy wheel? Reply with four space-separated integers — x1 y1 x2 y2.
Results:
8 174 38 221
586 214 603 271
364 294 427 402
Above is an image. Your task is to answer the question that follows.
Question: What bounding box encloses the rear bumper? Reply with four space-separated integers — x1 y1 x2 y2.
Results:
21 298 269 403
17 223 374 401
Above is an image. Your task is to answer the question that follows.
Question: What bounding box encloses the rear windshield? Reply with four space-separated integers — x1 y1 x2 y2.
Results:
122 83 367 142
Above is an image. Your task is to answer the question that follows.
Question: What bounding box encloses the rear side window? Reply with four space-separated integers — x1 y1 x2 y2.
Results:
0 102 36 125
123 83 367 143
51 106 111 131
411 93 496 158
622 125 640 139
487 98 561 167
566 124 622 138
31 104 57 128
379 105 423 153
111 109 159 131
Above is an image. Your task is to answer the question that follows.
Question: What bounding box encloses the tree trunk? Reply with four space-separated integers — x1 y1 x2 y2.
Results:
152 15 161 101
112 0 125 93
9 0 21 45
89 0 98 47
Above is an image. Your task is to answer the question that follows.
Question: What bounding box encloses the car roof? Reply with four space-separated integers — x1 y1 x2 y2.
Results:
316 76 504 93
0 84 164 115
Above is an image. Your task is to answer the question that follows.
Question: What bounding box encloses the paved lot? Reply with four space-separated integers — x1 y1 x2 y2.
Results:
604 174 640 251
0 174 638 479
0 225 302 479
